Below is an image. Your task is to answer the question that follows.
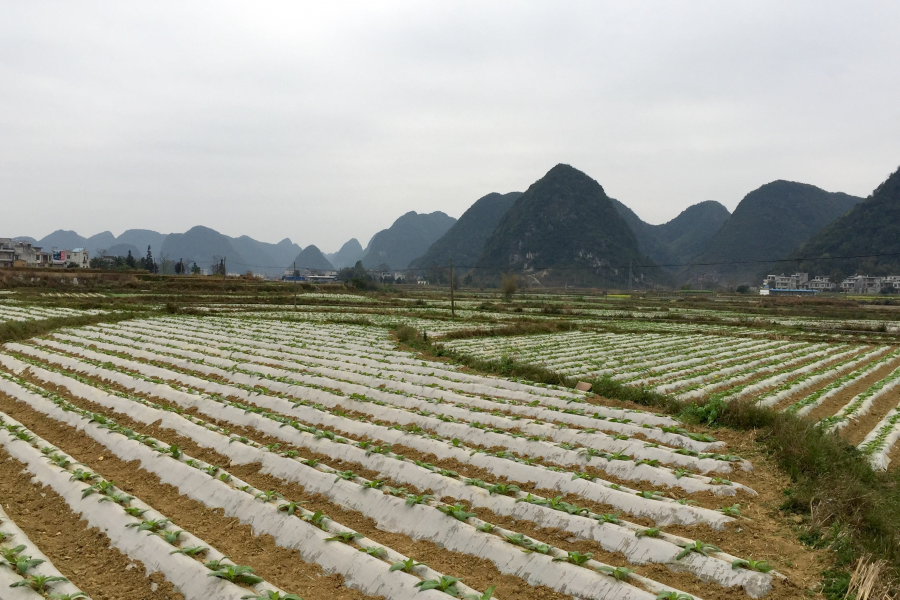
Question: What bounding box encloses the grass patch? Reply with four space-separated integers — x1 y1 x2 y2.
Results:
0 311 144 345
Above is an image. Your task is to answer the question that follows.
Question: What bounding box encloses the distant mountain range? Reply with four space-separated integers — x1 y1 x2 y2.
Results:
681 181 862 285
612 200 731 268
16 163 879 287
786 167 900 278
475 164 661 286
359 211 456 270
409 192 522 271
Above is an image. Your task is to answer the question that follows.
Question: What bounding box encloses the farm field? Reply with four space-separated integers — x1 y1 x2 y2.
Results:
0 284 898 599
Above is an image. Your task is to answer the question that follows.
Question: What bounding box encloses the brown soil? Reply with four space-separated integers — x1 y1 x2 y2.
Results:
840 387 900 445
0 446 184 600
0 390 377 600
805 356 900 422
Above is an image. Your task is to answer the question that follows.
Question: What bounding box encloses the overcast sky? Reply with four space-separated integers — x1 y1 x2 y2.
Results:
2 2 899 253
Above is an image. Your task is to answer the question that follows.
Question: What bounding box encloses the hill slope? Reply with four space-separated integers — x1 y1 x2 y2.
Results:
682 181 862 285
475 164 661 286
787 166 900 277
612 200 732 267
160 226 246 273
292 245 334 271
409 192 522 271
361 211 456 270
326 239 364 270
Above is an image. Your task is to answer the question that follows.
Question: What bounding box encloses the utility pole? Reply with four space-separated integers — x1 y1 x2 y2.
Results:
223 257 227 289
293 261 298 310
450 259 455 318
629 260 633 291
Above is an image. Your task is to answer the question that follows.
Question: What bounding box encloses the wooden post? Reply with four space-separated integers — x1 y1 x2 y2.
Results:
450 259 455 318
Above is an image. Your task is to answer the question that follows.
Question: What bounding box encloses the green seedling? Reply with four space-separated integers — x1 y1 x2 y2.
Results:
208 564 264 585
503 533 530 547
476 523 494 532
241 592 303 600
486 483 520 496
204 556 231 570
324 531 363 543
595 565 633 581
636 490 665 501
1 544 26 564
49 593 90 600
363 480 384 489
126 518 171 533
438 504 477 522
594 512 621 524
255 490 284 503
673 469 692 480
635 528 660 538
676 541 721 560
11 554 45 575
123 507 149 518
405 494 434 506
82 480 116 498
384 486 408 497
99 493 133 506
10 575 69 593
526 542 551 555
415 575 461 595
170 546 209 557
674 498 698 506
462 585 496 600
281 450 299 458
333 470 357 482
464 478 487 488
219 473 232 483
301 458 319 468
710 477 732 486
655 592 695 599
607 484 621 490
731 558 773 573
571 472 596 482
301 510 329 530
47 453 74 469
389 557 424 573
552 551 593 565
202 465 219 476
277 501 308 516
69 468 99 482
437 468 460 478
360 546 387 559
718 504 741 517
160 530 185 544
160 445 182 459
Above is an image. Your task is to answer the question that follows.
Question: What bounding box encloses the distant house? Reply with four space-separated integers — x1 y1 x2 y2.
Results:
52 248 90 268
0 238 52 268
841 275 883 294
762 273 809 290
808 276 836 291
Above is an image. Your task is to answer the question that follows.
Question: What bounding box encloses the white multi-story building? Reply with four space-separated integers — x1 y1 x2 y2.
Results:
841 275 883 294
762 273 809 290
808 276 836 291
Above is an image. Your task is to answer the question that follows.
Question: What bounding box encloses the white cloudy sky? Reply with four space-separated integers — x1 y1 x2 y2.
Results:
2 2 899 252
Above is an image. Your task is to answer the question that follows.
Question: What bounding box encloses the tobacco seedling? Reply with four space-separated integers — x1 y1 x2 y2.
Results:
333 470 357 482
202 465 219 476
674 498 698 506
360 546 387 559
277 501 308 516
363 480 384 489
123 507 149 518
160 530 185 544
389 557 424 573
636 490 665 501
438 504 477 522
415 575 461 595
464 479 487 488
301 458 319 468
160 445 182 459
552 551 593 565
47 453 73 469
486 483 519 496
241 592 303 600
595 565 633 581
731 558 772 573
204 556 231 570
635 528 660 538
405 494 433 506
594 512 621 524
710 477 732 486
476 523 494 532
10 575 69 592
69 468 99 482
82 480 116 498
126 518 171 533
462 585 496 600
208 564 264 585
99 493 134 506
655 592 695 599
301 510 329 530
673 469 692 480
718 504 741 517
676 541 721 560
219 473 232 483
11 554 45 575
255 490 284 503
324 531 363 543
170 546 209 557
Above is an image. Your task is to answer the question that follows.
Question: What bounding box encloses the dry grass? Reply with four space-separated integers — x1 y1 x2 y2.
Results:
847 556 897 600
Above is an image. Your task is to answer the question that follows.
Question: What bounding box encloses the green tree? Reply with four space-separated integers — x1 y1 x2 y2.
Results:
501 271 517 301
125 250 136 269
144 246 157 273
191 262 201 275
